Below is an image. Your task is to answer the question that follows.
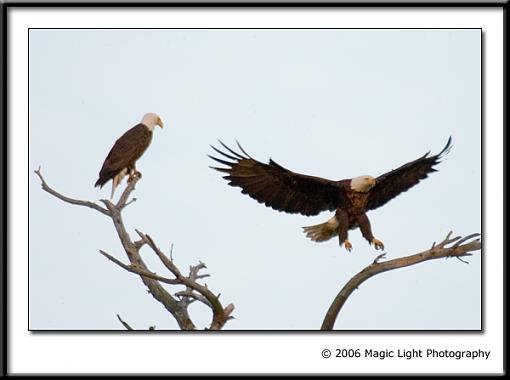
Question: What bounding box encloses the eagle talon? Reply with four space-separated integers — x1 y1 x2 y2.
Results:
127 171 142 183
343 240 353 252
372 238 384 251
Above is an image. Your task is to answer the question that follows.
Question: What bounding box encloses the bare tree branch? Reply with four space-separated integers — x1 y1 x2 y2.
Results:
321 231 481 330
117 314 156 331
99 249 181 285
35 167 110 216
175 289 211 307
116 314 133 330
175 263 212 308
36 168 234 330
135 230 235 330
115 174 139 210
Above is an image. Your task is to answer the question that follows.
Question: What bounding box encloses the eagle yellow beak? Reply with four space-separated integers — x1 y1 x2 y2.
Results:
158 118 164 129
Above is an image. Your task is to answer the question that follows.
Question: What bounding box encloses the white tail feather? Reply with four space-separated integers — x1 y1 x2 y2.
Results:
302 216 339 242
111 168 128 198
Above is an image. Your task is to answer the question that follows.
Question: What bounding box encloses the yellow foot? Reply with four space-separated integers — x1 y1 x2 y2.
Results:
343 240 353 252
127 171 142 183
371 238 384 250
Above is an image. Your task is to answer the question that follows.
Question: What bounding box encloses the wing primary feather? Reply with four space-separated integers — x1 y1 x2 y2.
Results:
235 140 253 159
210 145 240 161
207 155 235 167
209 166 231 173
217 139 248 159
438 136 453 158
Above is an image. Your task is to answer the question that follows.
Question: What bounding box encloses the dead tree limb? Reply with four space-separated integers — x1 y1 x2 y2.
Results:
35 167 110 216
116 314 134 330
116 314 155 330
35 167 234 330
321 231 481 330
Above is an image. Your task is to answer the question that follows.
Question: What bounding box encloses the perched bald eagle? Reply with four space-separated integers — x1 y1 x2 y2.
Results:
95 113 164 198
209 137 452 252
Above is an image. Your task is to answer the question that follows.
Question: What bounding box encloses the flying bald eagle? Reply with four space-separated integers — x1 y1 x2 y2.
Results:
209 137 452 252
95 113 164 198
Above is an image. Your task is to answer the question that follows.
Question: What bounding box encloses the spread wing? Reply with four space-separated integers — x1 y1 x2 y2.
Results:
366 137 452 211
209 141 347 216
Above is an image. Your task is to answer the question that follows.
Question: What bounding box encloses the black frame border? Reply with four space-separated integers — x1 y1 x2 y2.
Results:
2 1 506 377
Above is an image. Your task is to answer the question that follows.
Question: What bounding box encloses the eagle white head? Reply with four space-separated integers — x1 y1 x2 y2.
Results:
141 113 164 131
350 175 376 192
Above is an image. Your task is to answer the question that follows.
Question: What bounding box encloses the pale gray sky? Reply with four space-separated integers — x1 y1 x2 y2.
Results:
29 29 481 330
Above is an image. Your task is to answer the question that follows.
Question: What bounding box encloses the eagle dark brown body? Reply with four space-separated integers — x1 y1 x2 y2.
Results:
209 138 452 252
95 124 152 188
95 113 163 198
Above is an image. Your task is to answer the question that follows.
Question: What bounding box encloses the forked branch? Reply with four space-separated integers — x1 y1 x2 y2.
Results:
321 231 481 330
35 167 234 330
